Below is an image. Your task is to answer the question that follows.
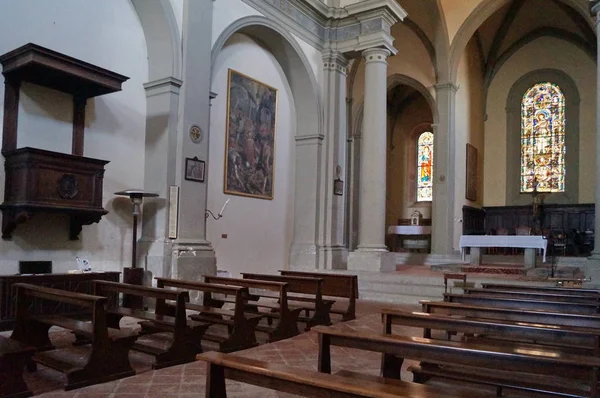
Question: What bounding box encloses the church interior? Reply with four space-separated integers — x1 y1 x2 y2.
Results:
1 0 600 396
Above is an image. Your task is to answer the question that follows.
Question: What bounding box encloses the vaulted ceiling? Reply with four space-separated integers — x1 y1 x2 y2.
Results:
474 0 596 86
395 0 596 86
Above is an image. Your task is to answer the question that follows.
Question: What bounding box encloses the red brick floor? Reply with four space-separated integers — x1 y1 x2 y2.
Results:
16 300 543 397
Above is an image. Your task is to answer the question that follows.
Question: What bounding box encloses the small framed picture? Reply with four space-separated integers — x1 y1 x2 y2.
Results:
185 157 205 183
333 179 344 196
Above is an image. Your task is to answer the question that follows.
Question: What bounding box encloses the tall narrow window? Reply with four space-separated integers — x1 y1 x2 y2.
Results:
521 82 565 193
417 131 433 202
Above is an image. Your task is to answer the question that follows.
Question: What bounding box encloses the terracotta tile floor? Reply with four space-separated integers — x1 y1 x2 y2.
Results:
9 300 546 397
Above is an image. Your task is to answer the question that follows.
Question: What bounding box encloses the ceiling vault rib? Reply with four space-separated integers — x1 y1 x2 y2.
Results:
474 30 486 80
550 0 596 46
485 26 596 87
484 0 526 79
404 18 437 80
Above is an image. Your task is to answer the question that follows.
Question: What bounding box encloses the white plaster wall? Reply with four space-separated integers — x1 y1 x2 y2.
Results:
454 37 484 248
484 36 595 205
212 0 262 47
291 32 324 91
208 33 295 277
0 0 148 274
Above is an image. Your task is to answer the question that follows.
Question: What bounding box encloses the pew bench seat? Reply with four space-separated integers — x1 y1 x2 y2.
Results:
0 335 35 398
409 363 591 398
36 315 137 342
198 351 471 398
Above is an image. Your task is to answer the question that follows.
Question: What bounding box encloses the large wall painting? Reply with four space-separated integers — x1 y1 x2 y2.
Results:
224 69 278 200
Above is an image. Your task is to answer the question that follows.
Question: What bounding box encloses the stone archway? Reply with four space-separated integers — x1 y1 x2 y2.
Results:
211 16 324 270
348 74 437 251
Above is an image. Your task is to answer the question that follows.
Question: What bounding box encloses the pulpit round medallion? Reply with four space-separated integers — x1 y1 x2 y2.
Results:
57 174 79 199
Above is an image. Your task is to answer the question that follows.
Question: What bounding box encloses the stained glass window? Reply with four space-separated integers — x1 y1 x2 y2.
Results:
520 82 565 193
417 131 434 202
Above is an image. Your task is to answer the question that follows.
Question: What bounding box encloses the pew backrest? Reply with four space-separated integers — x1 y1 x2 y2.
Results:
203 275 291 314
241 273 323 299
381 308 600 350
277 270 358 299
422 300 600 328
156 277 249 322
443 292 600 314
481 283 600 296
463 287 600 303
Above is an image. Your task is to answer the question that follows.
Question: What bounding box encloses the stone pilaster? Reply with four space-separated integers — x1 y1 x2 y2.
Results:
348 48 395 272
315 50 349 270
431 83 458 255
138 77 182 283
170 0 216 281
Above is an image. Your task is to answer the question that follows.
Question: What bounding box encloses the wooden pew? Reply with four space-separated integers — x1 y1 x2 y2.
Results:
464 287 600 303
0 335 35 398
203 275 301 342
278 270 358 321
481 283 600 296
155 277 261 352
314 324 600 397
197 351 472 398
92 280 210 369
241 273 333 329
443 292 600 314
421 300 600 328
381 308 600 353
10 283 137 390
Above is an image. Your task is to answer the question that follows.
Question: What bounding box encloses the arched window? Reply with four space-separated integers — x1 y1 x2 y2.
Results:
417 131 433 202
520 82 565 193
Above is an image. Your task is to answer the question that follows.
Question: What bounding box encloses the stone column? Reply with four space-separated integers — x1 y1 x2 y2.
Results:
431 83 458 255
348 47 395 272
586 2 600 286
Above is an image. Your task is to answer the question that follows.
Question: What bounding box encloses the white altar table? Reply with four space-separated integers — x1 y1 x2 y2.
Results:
459 235 548 268
387 225 432 252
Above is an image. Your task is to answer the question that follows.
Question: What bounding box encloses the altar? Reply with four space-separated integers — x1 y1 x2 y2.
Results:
459 235 548 268
387 225 432 252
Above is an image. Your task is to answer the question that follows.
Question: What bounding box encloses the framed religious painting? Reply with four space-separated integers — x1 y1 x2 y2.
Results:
465 143 478 201
224 69 278 200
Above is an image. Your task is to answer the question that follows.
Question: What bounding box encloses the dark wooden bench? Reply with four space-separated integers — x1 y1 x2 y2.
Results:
421 300 600 328
382 308 600 353
481 283 600 296
315 323 600 397
241 273 333 329
92 280 210 369
197 351 473 398
10 283 137 390
156 277 261 352
203 275 301 342
443 292 600 314
278 270 358 321
464 287 600 303
443 272 467 293
0 335 35 398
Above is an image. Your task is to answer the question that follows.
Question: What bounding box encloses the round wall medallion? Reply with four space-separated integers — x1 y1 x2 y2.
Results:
189 124 203 144
57 174 79 199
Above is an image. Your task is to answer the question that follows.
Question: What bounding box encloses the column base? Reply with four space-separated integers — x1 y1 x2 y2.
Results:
289 242 318 270
347 249 395 272
316 245 348 270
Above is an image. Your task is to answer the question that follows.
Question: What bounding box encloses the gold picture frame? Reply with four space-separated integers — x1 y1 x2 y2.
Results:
465 143 478 201
224 69 278 200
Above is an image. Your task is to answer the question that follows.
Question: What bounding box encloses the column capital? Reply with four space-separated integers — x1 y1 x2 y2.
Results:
322 50 349 74
434 82 459 93
143 76 183 97
362 48 391 64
